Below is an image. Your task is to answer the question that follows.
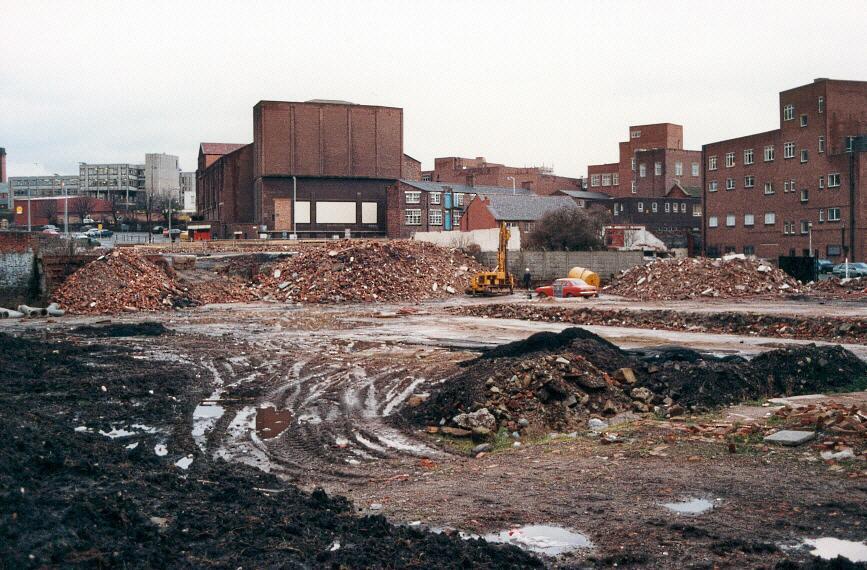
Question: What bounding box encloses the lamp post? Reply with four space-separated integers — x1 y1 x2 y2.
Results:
57 174 69 237
507 175 516 195
808 221 813 257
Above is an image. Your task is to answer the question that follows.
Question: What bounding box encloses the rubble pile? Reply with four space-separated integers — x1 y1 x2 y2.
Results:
604 257 801 300
453 304 867 344
772 403 867 440
53 249 198 314
254 240 481 303
807 277 867 299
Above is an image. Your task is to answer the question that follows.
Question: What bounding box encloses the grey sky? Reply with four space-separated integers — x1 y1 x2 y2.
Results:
1 0 865 178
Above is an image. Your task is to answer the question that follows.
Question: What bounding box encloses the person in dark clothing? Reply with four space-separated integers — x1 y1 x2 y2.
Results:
522 268 532 290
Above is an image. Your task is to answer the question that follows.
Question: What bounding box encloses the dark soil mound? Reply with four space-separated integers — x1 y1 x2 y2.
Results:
71 322 171 337
478 327 622 361
751 344 867 395
0 332 540 569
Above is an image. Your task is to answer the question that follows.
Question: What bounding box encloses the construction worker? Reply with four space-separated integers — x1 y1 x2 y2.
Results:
522 268 532 291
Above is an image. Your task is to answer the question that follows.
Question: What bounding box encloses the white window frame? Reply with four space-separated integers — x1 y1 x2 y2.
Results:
651 202 658 213
800 220 810 234
744 148 754 165
783 104 794 121
654 162 662 176
601 174 612 186
744 175 755 188
404 191 421 204
708 216 719 228
828 207 841 221
800 114 808 127
828 173 841 188
764 182 774 195
800 149 808 163
725 152 735 168
404 208 421 225
430 192 441 205
639 164 646 178
819 208 825 222
692 204 702 217
818 136 825 153
764 212 776 225
637 202 644 213
590 174 600 187
819 176 825 189
764 145 775 162
818 96 824 114
631 158 636 171
708 180 718 193
428 209 443 226
691 162 700 176
664 202 670 213
454 193 464 206
726 214 736 227
783 142 795 159
680 202 686 213
708 156 718 171
726 178 735 191
631 130 641 139
630 181 637 194
744 214 755 226
800 189 809 202
612 173 619 185
674 161 683 176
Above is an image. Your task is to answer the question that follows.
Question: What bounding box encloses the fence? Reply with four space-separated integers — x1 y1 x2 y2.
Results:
477 250 646 283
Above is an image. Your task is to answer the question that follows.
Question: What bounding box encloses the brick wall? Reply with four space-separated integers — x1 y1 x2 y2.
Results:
0 232 64 305
461 196 498 231
197 144 254 226
427 157 582 196
478 250 645 282
402 154 422 181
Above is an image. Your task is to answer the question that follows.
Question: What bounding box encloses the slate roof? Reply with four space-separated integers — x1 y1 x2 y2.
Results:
483 195 578 221
666 183 702 198
399 180 533 196
199 143 247 156
558 189 613 201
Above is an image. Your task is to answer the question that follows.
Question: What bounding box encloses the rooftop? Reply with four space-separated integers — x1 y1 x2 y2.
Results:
200 143 247 156
558 190 613 201
400 180 534 196
481 194 577 222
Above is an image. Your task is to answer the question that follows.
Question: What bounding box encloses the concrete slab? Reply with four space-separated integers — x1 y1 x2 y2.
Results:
764 430 816 446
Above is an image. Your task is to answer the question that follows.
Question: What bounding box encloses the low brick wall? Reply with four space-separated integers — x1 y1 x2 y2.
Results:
477 250 646 283
0 231 70 306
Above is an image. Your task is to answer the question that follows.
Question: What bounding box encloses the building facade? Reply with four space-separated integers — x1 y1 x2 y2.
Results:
145 153 180 200
703 79 867 261
179 171 195 212
460 194 577 235
422 156 583 196
586 123 702 199
610 185 703 252
8 175 82 199
78 163 145 205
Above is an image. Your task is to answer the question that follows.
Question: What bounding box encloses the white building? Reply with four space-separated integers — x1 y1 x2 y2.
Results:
145 153 180 201
179 171 196 213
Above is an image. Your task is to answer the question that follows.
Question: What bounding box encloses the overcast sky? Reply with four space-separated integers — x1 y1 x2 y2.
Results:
1 0 865 178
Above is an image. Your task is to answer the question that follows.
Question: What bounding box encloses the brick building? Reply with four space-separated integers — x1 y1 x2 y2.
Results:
13 197 113 227
0 147 6 184
386 180 533 238
0 148 8 212
703 79 867 261
460 194 577 235
556 189 613 210
401 154 421 181
198 100 409 238
422 156 583 196
586 123 702 199
610 184 703 252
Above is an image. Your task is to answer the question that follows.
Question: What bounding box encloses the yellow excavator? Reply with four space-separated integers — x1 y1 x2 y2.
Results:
466 222 516 295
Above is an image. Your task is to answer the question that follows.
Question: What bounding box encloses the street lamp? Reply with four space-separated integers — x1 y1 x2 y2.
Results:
507 175 516 195
808 221 813 257
57 174 69 237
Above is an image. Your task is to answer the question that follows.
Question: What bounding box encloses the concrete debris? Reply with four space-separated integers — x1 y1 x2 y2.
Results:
453 408 496 432
806 276 867 300
604 257 801 300
763 430 816 446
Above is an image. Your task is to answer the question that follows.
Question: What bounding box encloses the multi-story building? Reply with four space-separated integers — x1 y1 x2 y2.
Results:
422 156 583 196
198 99 409 238
179 171 196 212
703 79 867 261
145 153 180 200
587 123 703 249
78 162 145 204
9 175 81 199
386 180 533 238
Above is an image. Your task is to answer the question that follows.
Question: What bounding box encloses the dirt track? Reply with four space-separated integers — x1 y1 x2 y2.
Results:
2 299 866 568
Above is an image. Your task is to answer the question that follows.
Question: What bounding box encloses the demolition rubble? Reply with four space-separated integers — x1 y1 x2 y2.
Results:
604 256 801 300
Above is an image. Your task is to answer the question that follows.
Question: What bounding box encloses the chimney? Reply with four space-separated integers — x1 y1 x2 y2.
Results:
0 148 6 184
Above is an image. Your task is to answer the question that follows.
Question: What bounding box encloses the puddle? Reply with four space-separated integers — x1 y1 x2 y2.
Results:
255 406 293 440
175 455 195 470
192 402 225 450
154 444 168 457
803 538 867 562
482 525 592 556
661 498 715 515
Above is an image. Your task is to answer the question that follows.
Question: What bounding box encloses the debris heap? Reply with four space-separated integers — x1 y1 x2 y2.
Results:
53 249 197 314
255 241 481 303
806 277 867 300
605 257 801 300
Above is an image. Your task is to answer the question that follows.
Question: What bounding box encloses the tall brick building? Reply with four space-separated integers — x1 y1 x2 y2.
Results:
198 100 412 238
422 156 583 196
703 79 867 261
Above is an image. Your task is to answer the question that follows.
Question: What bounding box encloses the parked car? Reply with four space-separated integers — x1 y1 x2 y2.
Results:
82 217 95 224
42 224 59 232
152 226 164 234
42 227 59 235
535 278 599 298
817 259 835 274
99 229 114 238
832 262 867 278
85 228 101 238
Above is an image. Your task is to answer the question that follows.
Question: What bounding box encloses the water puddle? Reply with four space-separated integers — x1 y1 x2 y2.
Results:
192 402 225 450
175 455 195 470
803 538 867 562
661 498 715 515
482 525 592 556
255 406 293 440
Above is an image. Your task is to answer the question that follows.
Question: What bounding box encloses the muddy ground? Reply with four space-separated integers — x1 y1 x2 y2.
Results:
2 299 866 568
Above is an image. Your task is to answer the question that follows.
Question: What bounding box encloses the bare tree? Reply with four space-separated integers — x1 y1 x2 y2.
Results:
71 195 97 223
526 206 611 251
109 192 124 227
37 200 58 226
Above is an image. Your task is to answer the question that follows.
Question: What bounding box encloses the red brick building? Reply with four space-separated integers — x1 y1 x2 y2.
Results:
422 156 583 196
586 123 702 199
460 194 577 235
0 147 6 183
197 99 409 238
13 197 113 227
703 79 867 261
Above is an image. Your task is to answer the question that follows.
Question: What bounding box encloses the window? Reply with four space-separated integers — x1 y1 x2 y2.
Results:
692 204 702 217
639 164 646 178
452 211 462 225
800 114 808 127
680 203 687 213
708 180 718 192
726 214 736 227
763 182 774 195
612 173 619 185
783 221 791 235
631 158 636 171
800 189 809 202
743 245 755 256
828 207 841 221
828 173 841 187
664 203 670 213
783 104 795 121
818 136 825 153
591 175 600 187
764 212 776 225
744 214 755 226
631 181 637 194
404 191 421 204
764 145 775 162
828 244 841 256
783 142 795 159
637 202 644 212
725 152 735 167
455 193 465 206
847 136 856 152
800 220 810 234
708 216 719 228
691 162 700 176
819 176 825 189
613 203 620 216
783 180 790 193
601 174 612 186
708 156 718 170
631 130 641 139
429 209 442 225
726 178 735 190
430 192 441 205
800 149 808 163
744 148 754 165
404 209 421 225
818 96 825 113
675 161 683 176
818 208 824 222
744 175 755 188
651 202 658 212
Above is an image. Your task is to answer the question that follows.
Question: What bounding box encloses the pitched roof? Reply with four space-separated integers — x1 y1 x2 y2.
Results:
666 183 701 198
482 195 578 221
558 189 613 201
199 143 247 156
400 179 533 196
